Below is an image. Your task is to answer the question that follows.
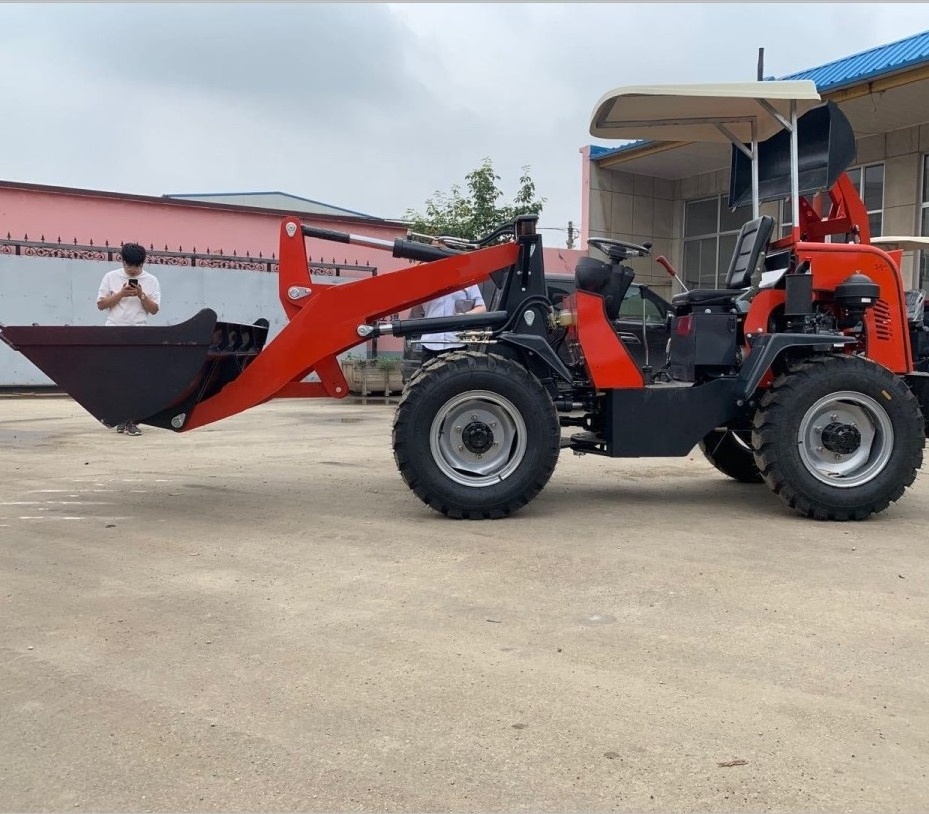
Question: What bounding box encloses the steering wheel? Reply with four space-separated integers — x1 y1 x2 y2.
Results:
588 237 651 262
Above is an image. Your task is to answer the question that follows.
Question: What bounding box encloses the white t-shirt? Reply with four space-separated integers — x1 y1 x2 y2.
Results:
420 285 486 350
97 268 161 326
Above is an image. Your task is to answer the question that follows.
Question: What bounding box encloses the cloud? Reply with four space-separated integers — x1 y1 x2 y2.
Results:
3 4 420 111
0 2 926 243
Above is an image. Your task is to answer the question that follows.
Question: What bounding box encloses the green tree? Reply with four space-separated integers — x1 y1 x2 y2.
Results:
404 157 545 241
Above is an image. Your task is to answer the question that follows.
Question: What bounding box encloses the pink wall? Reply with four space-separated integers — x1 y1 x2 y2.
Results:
0 180 583 279
0 182 409 271
542 245 584 275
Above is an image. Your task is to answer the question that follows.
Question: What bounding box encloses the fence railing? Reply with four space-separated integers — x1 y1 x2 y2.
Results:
0 235 376 279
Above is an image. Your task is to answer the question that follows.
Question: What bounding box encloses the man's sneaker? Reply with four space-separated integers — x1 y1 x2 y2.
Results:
124 422 142 436
115 423 127 433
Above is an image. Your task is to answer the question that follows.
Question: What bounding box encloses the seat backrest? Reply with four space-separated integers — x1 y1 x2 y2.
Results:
725 215 775 290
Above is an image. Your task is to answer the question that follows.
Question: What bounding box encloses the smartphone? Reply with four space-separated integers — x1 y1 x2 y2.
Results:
127 279 140 288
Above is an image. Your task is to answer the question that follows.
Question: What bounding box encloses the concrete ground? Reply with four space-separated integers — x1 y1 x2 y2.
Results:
1 395 927 813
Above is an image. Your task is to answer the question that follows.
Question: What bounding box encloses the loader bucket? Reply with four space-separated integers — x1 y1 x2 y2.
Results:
729 100 856 208
0 309 269 431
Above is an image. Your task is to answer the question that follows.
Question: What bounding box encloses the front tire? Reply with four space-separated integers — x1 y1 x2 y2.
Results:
752 355 924 521
392 352 560 519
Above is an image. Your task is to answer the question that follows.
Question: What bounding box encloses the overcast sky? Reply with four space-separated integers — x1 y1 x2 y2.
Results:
1 3 927 246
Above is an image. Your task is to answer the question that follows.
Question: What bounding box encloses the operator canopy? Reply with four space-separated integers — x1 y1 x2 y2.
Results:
871 236 929 252
589 81 821 143
588 81 860 217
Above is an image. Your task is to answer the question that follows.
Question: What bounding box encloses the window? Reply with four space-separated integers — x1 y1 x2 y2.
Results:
616 285 664 322
683 195 753 289
547 282 573 310
846 163 884 238
780 163 885 240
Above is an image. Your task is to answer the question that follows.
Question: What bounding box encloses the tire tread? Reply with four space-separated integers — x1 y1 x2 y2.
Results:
392 352 560 519
752 355 923 521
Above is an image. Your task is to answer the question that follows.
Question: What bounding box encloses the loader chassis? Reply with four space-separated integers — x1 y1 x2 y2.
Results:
1 83 926 522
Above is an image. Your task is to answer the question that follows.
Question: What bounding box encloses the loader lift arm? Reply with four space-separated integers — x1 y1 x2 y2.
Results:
183 219 521 431
1 217 533 433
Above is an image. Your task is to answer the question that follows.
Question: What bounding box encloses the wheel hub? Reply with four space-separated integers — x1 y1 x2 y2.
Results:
430 390 527 486
462 421 494 454
820 421 862 455
797 391 893 487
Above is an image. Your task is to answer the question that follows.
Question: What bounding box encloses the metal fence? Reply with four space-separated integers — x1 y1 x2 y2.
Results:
0 235 376 279
0 235 384 386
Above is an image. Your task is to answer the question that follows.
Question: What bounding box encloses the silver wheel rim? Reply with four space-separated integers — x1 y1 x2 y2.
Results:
797 390 894 487
429 390 527 487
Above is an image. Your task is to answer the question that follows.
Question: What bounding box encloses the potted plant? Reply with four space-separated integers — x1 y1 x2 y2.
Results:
340 353 403 396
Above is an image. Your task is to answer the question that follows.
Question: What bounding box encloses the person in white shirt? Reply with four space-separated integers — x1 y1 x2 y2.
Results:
96 242 161 436
419 284 486 363
97 242 160 326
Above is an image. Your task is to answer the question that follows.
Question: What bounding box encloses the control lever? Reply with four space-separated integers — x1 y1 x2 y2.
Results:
640 293 652 384
656 255 689 293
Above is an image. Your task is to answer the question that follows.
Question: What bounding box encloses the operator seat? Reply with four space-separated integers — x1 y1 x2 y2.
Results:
672 215 775 312
575 256 635 321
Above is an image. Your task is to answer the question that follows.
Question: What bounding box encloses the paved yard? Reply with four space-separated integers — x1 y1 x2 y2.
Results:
1 395 927 812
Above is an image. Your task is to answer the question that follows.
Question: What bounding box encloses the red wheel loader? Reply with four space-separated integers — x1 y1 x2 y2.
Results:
2 81 927 521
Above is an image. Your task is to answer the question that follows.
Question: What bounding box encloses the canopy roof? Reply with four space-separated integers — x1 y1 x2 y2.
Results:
589 81 822 143
870 236 929 252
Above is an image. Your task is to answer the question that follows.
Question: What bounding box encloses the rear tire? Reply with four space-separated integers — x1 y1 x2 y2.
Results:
752 355 924 521
699 427 763 483
392 352 560 519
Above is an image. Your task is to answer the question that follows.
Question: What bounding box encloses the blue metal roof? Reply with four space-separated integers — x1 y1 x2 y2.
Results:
781 29 929 91
591 29 929 163
589 140 655 163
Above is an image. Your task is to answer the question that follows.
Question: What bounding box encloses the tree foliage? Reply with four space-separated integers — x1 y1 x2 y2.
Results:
404 157 545 241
